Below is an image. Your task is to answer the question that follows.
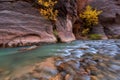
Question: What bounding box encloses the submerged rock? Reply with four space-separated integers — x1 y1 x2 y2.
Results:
7 54 120 80
18 45 38 52
4 40 120 80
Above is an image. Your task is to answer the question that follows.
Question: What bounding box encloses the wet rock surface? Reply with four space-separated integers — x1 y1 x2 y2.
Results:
6 40 120 80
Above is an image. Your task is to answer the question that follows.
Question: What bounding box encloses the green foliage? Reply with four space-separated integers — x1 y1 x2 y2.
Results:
88 34 102 40
53 29 58 36
80 5 102 28
38 0 58 21
82 28 90 36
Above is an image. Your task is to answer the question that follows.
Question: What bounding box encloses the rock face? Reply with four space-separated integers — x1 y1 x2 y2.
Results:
90 0 120 39
0 0 89 47
0 0 57 47
55 0 89 40
54 0 89 42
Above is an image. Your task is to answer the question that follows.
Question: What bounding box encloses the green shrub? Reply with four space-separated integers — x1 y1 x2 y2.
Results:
53 29 58 36
81 28 90 36
88 34 102 40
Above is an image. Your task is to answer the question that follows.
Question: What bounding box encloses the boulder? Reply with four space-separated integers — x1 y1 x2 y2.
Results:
91 24 108 39
90 0 120 39
56 0 89 40
55 17 76 42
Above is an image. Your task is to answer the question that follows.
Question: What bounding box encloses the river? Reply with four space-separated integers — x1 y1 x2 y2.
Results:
0 39 120 80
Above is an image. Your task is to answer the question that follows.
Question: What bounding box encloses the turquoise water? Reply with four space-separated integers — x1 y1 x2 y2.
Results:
0 40 118 70
0 40 120 79
0 43 71 79
0 43 70 71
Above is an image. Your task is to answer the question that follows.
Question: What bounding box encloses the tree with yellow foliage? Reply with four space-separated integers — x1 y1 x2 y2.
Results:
80 5 102 28
79 5 102 35
38 0 58 21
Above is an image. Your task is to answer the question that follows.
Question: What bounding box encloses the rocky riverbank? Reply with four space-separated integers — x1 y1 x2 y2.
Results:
5 39 120 80
0 0 120 47
0 0 86 47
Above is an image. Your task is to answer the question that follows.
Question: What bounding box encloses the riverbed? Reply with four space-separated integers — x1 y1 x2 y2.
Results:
0 39 120 80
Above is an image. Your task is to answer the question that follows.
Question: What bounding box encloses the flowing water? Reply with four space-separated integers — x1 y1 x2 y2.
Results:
0 40 120 79
0 42 73 78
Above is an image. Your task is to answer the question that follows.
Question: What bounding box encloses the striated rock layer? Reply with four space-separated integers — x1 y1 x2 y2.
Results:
90 0 120 39
0 0 57 47
0 0 88 47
